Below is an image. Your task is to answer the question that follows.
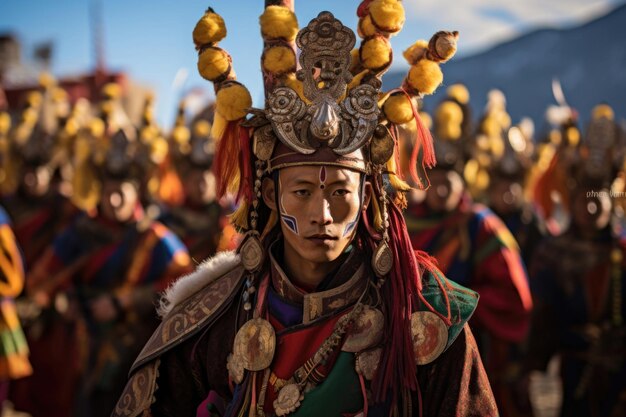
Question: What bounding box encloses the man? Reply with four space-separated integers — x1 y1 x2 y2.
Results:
1 83 79 271
404 99 533 415
11 126 191 417
485 120 546 267
114 5 497 417
525 105 626 417
160 108 238 263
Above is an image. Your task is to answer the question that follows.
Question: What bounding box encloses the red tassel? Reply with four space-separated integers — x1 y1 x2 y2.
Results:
397 89 436 190
238 126 253 203
212 121 241 199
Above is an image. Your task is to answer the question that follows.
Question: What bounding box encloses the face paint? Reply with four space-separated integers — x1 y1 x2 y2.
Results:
278 173 299 235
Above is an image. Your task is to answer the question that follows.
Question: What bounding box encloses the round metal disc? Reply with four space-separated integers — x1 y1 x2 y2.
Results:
410 310 448 365
233 318 276 371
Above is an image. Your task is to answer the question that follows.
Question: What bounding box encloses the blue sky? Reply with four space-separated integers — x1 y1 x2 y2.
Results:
0 0 619 127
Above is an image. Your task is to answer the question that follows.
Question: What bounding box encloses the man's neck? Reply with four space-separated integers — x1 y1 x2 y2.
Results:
282 244 343 292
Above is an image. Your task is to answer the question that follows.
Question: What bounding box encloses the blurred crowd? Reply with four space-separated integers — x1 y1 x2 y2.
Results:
0 76 624 417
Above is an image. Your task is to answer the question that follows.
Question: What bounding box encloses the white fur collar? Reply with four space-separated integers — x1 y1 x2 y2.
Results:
157 251 241 318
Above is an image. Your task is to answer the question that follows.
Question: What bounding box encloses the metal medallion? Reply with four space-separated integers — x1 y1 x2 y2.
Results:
372 241 393 278
253 125 277 161
370 124 395 165
240 232 264 272
273 383 303 416
355 347 382 381
410 311 448 365
232 318 276 372
342 306 384 352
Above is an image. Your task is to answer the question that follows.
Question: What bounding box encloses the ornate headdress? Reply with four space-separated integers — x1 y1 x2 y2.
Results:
193 1 458 406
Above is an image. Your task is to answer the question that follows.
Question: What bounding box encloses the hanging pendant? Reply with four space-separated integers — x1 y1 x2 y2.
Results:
372 240 393 278
240 231 265 272
232 318 276 372
274 383 304 416
342 306 384 352
370 124 395 165
355 347 382 380
410 311 448 365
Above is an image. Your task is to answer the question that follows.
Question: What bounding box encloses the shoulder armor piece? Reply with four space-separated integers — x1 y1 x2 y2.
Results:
131 262 245 372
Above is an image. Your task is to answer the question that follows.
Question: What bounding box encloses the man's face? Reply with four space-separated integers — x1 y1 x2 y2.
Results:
99 179 139 223
424 169 464 213
263 165 370 265
488 178 523 215
183 167 217 206
22 165 52 197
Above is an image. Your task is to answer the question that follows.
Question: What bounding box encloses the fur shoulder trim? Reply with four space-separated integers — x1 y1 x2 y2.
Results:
157 251 241 317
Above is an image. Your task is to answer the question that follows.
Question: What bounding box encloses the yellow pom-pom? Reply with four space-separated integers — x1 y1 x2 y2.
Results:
369 0 405 34
26 91 43 108
260 6 299 41
215 83 252 122
64 118 80 137
89 118 105 138
0 112 11 135
360 36 392 71
481 116 501 138
435 101 463 140
592 104 614 121
383 93 414 124
102 83 122 99
197 47 231 82
193 9 227 46
565 126 580 146
38 72 56 88
403 40 428 65
262 46 296 76
172 125 190 147
406 59 443 95
358 15 377 38
22 107 38 125
446 84 469 105
193 120 211 137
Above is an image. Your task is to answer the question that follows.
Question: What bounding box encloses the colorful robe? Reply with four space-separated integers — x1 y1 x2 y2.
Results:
0 206 31 382
113 244 498 417
406 195 533 416
1 191 79 271
10 213 191 417
526 228 626 417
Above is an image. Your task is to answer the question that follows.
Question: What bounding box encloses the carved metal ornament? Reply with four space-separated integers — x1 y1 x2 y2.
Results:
264 12 380 156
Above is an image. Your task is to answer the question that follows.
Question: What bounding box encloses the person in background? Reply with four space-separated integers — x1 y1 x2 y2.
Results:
525 104 626 417
404 90 533 416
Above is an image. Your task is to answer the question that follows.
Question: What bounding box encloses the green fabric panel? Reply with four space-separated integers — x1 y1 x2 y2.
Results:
291 352 363 417
421 270 479 351
0 326 29 356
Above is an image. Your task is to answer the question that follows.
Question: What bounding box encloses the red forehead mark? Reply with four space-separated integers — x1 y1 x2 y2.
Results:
319 166 327 189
